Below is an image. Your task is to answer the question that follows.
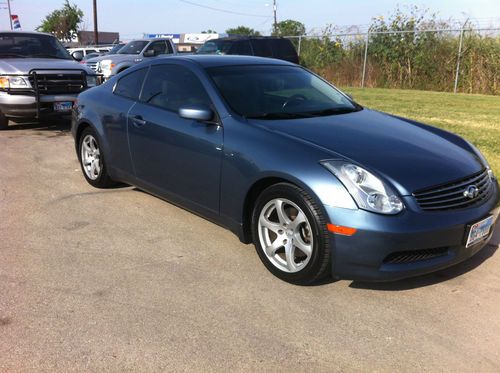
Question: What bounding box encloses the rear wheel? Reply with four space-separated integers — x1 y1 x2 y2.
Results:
251 183 331 285
78 127 117 188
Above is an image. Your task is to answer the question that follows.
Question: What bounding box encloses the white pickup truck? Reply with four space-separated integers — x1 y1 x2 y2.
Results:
82 38 176 80
0 31 100 129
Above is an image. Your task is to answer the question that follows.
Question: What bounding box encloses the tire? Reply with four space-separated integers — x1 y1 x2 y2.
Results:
77 127 117 188
0 112 8 130
251 183 331 285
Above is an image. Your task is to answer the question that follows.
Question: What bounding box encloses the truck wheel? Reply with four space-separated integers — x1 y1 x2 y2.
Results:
0 112 8 130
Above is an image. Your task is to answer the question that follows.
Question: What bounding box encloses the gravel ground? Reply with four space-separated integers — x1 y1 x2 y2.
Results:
1 120 499 372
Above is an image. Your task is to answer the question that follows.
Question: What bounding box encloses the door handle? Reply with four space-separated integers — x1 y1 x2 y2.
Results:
131 115 147 127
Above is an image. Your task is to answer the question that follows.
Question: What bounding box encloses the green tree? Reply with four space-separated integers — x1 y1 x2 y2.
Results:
273 19 306 36
202 29 217 34
37 0 84 42
225 26 261 36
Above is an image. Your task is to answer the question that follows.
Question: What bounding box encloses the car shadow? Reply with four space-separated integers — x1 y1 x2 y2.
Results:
6 117 71 132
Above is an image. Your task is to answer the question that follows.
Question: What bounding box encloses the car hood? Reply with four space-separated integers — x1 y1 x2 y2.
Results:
85 54 141 64
250 109 483 195
0 58 94 74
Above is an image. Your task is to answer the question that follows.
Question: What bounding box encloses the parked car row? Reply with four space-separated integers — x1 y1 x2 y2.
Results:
2 31 498 284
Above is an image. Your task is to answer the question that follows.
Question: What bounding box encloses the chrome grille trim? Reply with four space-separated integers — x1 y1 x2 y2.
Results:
86 62 98 72
413 169 492 211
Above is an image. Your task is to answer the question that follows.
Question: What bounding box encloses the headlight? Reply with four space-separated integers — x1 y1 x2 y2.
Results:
86 75 97 87
98 60 115 76
322 160 404 215
466 141 496 181
0 76 31 89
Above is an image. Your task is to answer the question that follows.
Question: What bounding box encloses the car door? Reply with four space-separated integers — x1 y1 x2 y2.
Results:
127 63 223 214
102 67 148 177
143 40 170 57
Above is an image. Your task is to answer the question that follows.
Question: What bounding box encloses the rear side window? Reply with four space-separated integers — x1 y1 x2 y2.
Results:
250 39 273 57
274 39 297 60
140 64 211 112
230 40 252 55
114 68 147 100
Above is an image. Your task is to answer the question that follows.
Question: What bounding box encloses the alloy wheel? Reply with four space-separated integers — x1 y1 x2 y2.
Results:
257 198 314 273
81 134 101 180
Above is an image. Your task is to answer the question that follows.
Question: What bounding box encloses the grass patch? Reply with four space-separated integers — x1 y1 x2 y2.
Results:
342 87 500 176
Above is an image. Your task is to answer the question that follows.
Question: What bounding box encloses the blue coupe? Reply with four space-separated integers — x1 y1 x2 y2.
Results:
72 55 499 284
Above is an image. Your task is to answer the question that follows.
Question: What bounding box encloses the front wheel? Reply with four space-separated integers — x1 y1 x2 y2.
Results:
251 183 331 285
78 127 117 188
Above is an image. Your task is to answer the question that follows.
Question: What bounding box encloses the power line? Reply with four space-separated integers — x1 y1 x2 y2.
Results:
179 0 269 18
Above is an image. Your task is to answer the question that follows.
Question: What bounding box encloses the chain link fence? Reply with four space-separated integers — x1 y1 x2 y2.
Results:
285 28 500 94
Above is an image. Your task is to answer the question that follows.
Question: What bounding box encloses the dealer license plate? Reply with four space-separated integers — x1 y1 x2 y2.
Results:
54 101 73 112
466 216 494 248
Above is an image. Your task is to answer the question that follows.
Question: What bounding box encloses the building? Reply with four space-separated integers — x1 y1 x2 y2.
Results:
143 33 226 52
67 31 120 46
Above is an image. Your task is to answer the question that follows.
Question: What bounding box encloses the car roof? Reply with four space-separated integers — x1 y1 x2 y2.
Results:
153 54 295 68
215 36 290 42
0 30 54 37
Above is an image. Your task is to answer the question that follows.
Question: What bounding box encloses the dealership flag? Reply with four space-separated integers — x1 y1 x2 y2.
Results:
11 15 21 30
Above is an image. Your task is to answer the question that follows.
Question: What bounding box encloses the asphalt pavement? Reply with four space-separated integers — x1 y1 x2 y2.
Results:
1 120 499 372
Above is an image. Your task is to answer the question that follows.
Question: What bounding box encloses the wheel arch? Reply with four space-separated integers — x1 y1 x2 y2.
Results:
75 121 92 152
240 175 327 244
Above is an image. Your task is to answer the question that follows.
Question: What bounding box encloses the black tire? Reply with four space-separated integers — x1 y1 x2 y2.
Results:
0 112 8 130
251 182 331 285
77 127 117 188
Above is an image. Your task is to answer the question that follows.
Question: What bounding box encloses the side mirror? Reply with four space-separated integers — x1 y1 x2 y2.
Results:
72 51 84 61
143 49 156 57
178 105 214 122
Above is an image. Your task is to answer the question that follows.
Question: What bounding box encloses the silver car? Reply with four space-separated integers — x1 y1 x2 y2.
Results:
0 31 98 129
82 38 176 80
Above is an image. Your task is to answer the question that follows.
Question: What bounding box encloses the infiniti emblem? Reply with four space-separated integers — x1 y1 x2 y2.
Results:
463 185 479 199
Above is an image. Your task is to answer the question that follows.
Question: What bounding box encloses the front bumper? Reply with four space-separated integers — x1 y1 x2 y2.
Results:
0 92 78 118
326 180 500 281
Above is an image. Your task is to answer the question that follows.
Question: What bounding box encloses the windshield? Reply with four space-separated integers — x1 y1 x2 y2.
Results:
118 40 148 55
196 40 233 55
108 43 125 54
208 65 360 119
0 32 71 59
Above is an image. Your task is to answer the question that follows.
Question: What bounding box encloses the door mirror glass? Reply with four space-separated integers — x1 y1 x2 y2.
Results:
178 105 214 122
143 49 156 57
72 51 84 61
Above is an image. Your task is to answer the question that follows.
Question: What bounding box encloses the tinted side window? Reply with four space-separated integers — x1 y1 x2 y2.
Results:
113 68 147 100
230 40 252 55
274 39 297 61
250 39 273 57
140 64 211 112
144 41 167 55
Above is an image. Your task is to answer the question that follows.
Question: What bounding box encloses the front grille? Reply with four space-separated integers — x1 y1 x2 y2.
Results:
383 247 449 264
86 61 98 72
413 169 492 211
29 73 86 94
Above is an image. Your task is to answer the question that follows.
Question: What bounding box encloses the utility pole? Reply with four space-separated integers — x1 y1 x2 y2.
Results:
273 0 277 34
7 0 12 30
93 0 99 45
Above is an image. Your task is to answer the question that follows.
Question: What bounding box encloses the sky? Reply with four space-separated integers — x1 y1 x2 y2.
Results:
1 0 499 39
